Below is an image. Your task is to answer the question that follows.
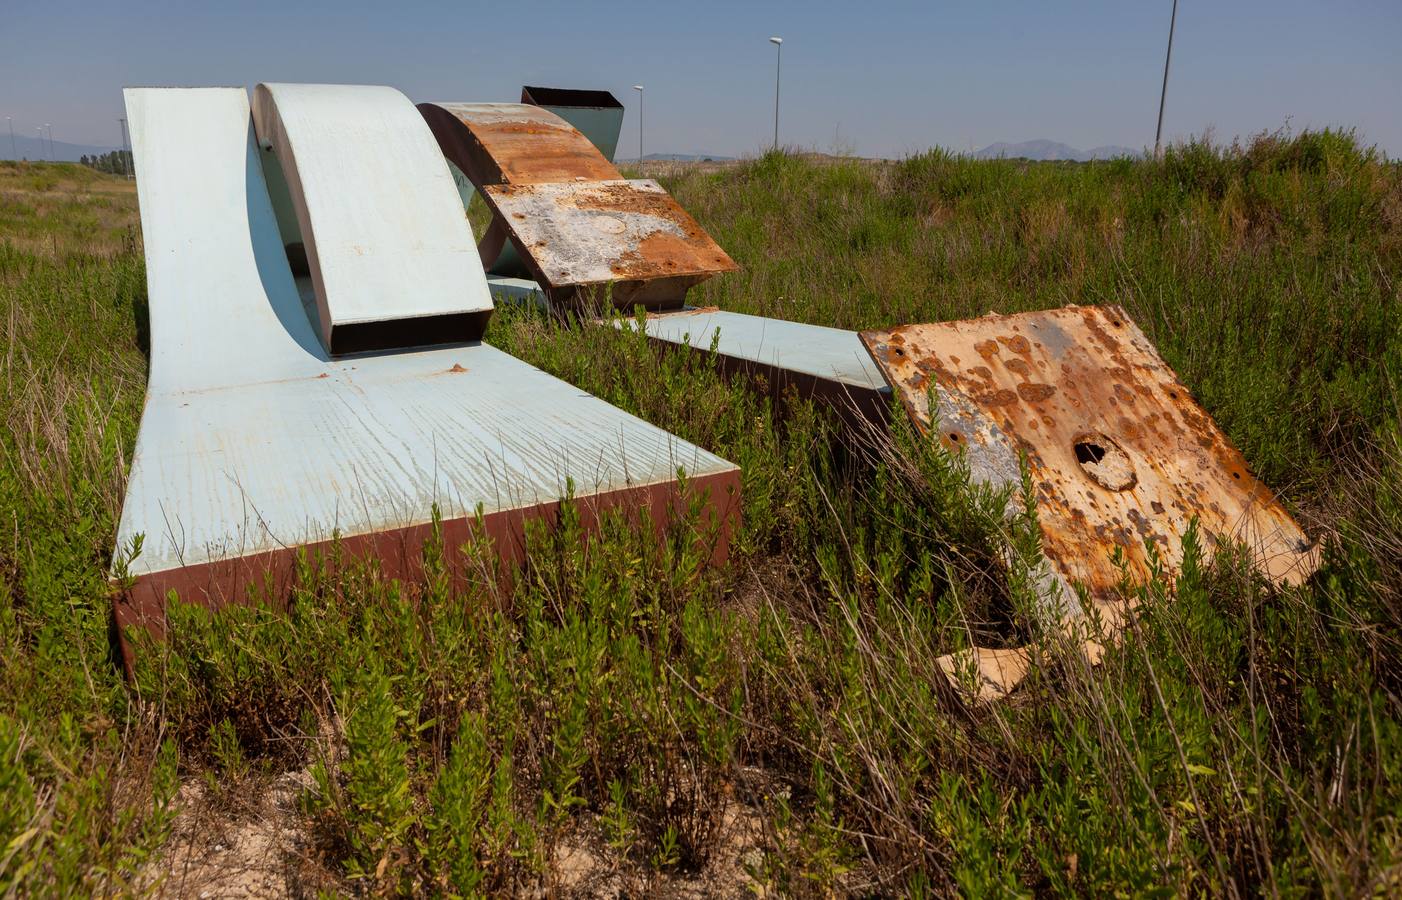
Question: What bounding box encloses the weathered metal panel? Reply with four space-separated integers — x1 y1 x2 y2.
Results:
420 102 621 187
418 101 736 308
117 87 740 608
482 179 737 290
625 308 891 424
519 86 625 163
861 306 1318 620
637 309 886 393
251 83 492 354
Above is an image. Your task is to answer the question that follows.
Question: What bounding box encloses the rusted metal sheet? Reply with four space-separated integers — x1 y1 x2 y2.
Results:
482 179 737 307
418 101 736 309
519 86 625 162
114 87 742 668
420 102 621 188
861 305 1318 623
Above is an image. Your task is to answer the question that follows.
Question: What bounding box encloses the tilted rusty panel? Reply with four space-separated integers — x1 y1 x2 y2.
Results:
860 305 1317 619
481 179 737 289
418 102 621 187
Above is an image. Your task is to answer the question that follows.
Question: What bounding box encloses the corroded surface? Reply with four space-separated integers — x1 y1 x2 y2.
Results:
482 179 737 288
419 102 621 186
861 305 1318 619
419 101 736 306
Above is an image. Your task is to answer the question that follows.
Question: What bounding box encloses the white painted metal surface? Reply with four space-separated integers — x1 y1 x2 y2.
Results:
251 83 492 351
117 87 736 582
485 275 547 308
631 308 889 394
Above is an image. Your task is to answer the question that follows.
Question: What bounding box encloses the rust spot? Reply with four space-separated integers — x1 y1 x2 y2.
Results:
1004 358 1033 377
999 334 1032 355
981 389 1019 406
1017 382 1056 403
448 363 467 373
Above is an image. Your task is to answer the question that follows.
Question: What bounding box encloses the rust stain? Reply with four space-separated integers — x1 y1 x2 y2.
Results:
858 305 1319 624
426 102 737 307
482 180 737 288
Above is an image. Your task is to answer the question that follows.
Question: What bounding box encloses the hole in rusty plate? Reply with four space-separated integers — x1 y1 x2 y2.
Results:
1075 442 1106 464
1074 434 1136 491
894 347 905 357
949 432 961 443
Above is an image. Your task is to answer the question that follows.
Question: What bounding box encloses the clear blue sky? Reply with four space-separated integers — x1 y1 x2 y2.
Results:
3 0 1399 158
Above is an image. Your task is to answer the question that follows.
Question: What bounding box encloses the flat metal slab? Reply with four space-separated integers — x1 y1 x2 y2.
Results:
251 83 492 354
117 87 740 623
861 305 1317 617
635 308 887 393
626 308 890 423
482 179 737 289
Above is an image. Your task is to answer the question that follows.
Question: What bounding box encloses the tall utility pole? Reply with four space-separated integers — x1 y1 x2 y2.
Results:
632 85 644 164
1153 0 1179 160
36 127 45 161
769 36 783 152
6 117 15 160
119 117 132 178
44 124 53 161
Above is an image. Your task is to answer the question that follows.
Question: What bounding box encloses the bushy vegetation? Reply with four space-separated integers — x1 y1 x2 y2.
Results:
1 130 1399 895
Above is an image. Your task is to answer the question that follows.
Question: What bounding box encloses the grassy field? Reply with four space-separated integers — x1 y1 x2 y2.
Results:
1 132 1400 895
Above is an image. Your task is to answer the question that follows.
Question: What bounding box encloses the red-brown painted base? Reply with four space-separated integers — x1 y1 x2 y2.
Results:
112 468 741 676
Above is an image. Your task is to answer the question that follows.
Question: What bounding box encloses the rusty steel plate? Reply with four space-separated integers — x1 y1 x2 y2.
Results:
418 102 621 187
481 178 737 290
861 305 1318 620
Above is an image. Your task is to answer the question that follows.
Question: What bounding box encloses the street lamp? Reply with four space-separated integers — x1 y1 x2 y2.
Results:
45 124 54 161
6 117 15 160
769 36 783 152
36 127 45 161
633 85 644 165
1153 0 1179 160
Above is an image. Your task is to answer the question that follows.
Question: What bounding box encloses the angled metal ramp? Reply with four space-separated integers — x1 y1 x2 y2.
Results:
861 306 1319 699
625 308 891 423
114 86 740 646
419 101 736 309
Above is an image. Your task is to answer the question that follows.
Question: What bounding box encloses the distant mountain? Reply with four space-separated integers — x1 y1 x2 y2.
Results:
974 140 1142 162
2 133 120 162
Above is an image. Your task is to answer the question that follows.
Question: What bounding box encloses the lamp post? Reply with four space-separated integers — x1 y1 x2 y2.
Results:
36 127 45 161
768 37 783 152
6 117 14 160
46 124 54 161
1153 0 1179 160
632 84 644 165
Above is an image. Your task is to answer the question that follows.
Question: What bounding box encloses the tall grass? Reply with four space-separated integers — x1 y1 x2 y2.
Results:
0 132 1399 895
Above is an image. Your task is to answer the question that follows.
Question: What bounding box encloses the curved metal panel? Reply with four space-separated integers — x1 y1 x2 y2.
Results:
252 83 493 354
